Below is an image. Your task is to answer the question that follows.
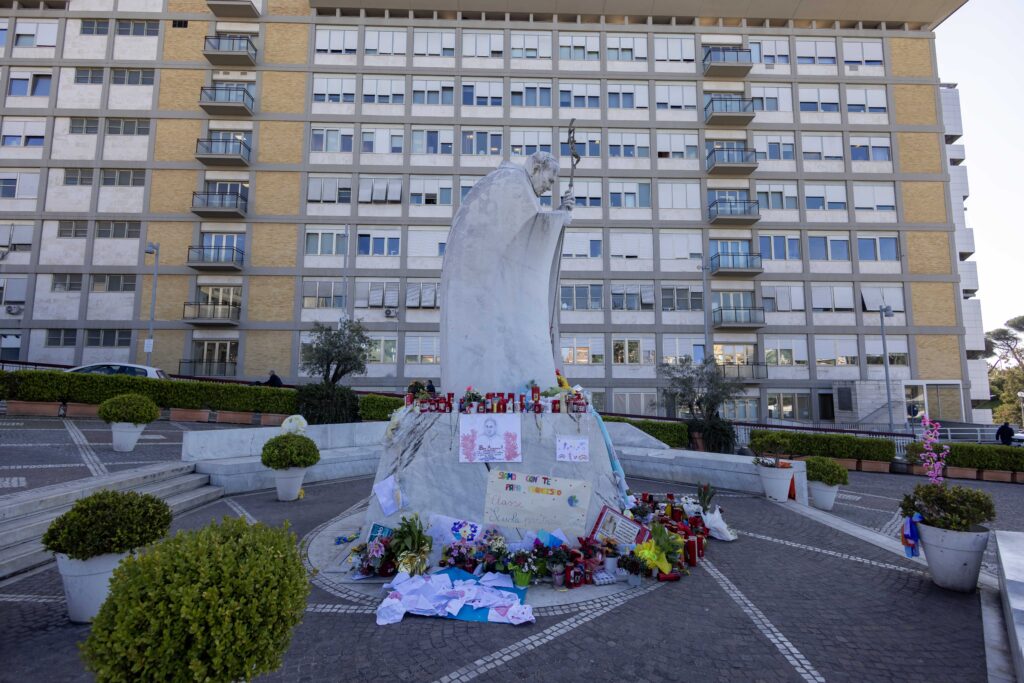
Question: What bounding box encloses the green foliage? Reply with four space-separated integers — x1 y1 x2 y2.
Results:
390 513 431 557
659 357 745 421
751 430 790 456
97 393 159 425
358 394 405 421
0 370 12 400
299 320 370 385
900 483 995 532
749 429 895 462
649 522 685 567
81 517 309 683
296 382 359 425
261 433 320 470
618 553 644 575
696 482 716 513
905 441 1023 472
804 456 849 486
988 365 1024 425
687 416 737 453
42 490 171 561
601 416 688 448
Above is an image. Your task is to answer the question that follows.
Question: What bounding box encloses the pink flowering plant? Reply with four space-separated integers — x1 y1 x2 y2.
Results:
918 415 950 484
440 540 478 569
462 386 483 404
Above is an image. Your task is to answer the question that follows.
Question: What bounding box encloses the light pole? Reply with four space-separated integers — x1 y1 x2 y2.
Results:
144 242 159 367
699 258 712 362
1017 391 1024 428
879 304 895 432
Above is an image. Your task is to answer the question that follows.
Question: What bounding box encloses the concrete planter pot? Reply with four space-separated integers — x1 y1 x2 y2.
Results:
604 556 618 574
627 573 642 587
807 481 840 511
757 466 793 503
858 460 891 473
274 467 307 501
64 402 99 418
110 423 146 452
260 413 288 426
918 523 989 592
56 551 127 623
216 410 254 425
980 470 1013 483
1014 472 1024 485
6 400 61 416
945 466 978 481
833 458 858 471
910 464 929 476
169 407 211 423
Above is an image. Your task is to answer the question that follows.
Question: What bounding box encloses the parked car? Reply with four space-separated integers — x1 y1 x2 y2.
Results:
1012 433 1024 448
66 363 168 379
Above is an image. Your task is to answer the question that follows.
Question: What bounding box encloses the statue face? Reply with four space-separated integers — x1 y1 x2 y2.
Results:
527 153 559 197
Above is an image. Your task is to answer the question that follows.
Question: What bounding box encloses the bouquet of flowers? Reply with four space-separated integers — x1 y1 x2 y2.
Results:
480 529 508 572
462 386 484 404
352 536 392 576
440 539 478 571
599 538 620 558
508 549 538 575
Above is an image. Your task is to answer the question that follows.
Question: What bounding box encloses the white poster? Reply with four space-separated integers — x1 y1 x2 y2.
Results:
482 469 592 539
459 413 522 463
555 435 589 462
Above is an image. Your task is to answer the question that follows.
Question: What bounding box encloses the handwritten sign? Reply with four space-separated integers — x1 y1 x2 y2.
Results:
555 435 589 462
483 470 591 539
459 413 522 463
589 505 650 547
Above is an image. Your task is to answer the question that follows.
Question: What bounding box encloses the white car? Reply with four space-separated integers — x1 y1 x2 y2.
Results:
1011 433 1024 448
66 363 168 379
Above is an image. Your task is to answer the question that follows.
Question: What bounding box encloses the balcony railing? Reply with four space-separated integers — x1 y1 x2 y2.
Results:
195 138 251 164
716 362 768 380
709 252 763 273
712 307 766 327
191 191 248 215
203 36 257 63
182 303 242 322
708 199 760 222
704 97 756 124
706 148 758 172
186 245 244 268
179 359 238 377
702 47 753 75
199 86 254 114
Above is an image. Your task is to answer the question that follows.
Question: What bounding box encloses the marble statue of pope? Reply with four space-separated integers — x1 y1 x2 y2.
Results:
440 152 574 396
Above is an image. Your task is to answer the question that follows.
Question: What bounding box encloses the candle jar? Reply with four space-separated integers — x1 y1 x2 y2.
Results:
477 402 486 414
533 402 542 414
405 393 413 406
552 399 560 413
531 386 540 403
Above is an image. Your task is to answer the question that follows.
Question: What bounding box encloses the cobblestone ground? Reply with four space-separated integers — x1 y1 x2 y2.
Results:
0 475 989 683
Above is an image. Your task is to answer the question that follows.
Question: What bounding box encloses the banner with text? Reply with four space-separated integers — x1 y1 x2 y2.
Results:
482 470 592 539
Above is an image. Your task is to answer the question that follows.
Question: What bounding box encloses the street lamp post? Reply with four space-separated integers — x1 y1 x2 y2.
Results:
1017 391 1024 428
879 304 895 432
144 242 160 367
699 258 712 361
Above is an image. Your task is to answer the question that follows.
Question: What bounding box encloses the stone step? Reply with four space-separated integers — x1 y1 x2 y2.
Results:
195 447 381 494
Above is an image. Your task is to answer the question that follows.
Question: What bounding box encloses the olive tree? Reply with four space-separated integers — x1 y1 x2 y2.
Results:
300 320 370 386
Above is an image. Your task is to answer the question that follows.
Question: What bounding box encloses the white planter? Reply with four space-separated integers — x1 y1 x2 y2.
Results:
274 467 307 501
604 556 618 574
56 551 127 623
110 423 146 452
758 466 793 502
918 523 990 592
808 481 840 511
627 573 642 587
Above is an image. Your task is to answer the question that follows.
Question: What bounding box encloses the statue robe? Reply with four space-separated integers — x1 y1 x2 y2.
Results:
439 161 570 396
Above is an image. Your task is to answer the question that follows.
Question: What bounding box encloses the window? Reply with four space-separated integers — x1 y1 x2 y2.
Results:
860 285 905 312
106 118 149 135
87 329 132 347
767 392 811 420
661 285 703 312
715 343 756 366
69 117 99 134
559 33 599 61
463 32 503 58
866 335 908 366
52 273 83 292
613 391 658 416
753 133 794 161
510 81 552 107
561 335 605 365
366 338 398 363
63 168 93 186
73 68 104 85
850 135 891 161
749 39 789 64
360 128 404 154
314 28 357 54
413 30 455 57
560 130 600 158
761 284 805 312
612 337 655 365
857 235 899 261
404 335 440 364
805 184 847 211
460 177 481 200
560 283 603 311
655 132 698 160
611 283 655 311
659 232 701 261
0 223 33 252
306 176 352 204
409 177 453 206
808 235 849 260
721 398 759 420
795 39 836 65
0 275 27 305
110 69 154 85
843 39 883 66
1 119 45 147
354 281 401 308
846 86 887 113
606 131 649 158
759 235 801 261
171 20 188 28
437 243 445 256
57 220 88 238
607 35 647 61
412 79 454 105
560 179 601 208
799 86 839 113
609 181 651 208
302 279 347 308
462 80 502 107
609 230 653 260
96 220 140 238
405 282 440 309
558 82 600 109
801 133 843 160
653 35 695 62
853 184 896 211
662 335 704 364
0 172 39 199
654 83 695 110
561 230 601 259
305 229 346 255
101 169 145 186
7 74 52 97
756 183 798 210
411 129 454 155
811 284 855 312
764 335 809 366
91 274 136 292
510 32 551 59
116 20 159 36
356 232 400 256
81 19 109 35
362 78 405 104
461 130 502 156
815 335 859 366
14 21 58 47
510 129 552 156
313 76 356 103
750 85 792 112
46 329 77 347
0 21 5 48
310 126 354 153
365 29 406 56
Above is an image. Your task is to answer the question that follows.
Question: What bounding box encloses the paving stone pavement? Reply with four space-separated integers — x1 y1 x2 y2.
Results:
0 475 992 682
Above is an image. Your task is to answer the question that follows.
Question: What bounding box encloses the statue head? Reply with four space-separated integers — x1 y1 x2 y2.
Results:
524 151 559 197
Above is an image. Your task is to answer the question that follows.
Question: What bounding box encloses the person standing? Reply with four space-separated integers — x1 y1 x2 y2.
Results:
425 380 437 396
996 421 1015 446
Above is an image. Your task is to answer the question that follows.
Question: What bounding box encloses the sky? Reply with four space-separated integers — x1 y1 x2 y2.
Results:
935 0 1024 333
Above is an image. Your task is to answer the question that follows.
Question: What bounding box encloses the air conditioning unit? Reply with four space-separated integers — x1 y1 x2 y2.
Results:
5 305 24 315
849 64 859 71
384 308 398 318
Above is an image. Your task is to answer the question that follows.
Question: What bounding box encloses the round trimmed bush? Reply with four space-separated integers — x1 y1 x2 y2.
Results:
261 433 320 470
97 393 159 425
42 490 172 561
900 484 995 532
804 456 849 487
81 517 310 682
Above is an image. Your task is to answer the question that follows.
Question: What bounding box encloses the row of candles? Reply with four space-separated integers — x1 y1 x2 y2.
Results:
404 386 589 415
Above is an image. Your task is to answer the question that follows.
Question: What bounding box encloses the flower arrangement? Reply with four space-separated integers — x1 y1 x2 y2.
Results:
390 514 432 576
696 482 716 513
480 529 509 572
618 553 645 576
353 537 393 576
548 545 571 568
630 502 653 522
918 415 950 484
462 386 483 404
752 453 791 468
440 540 478 571
577 536 604 560
599 538 620 558
509 549 538 573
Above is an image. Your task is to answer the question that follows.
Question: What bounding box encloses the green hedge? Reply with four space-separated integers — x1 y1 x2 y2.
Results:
905 441 1024 472
2 370 296 414
358 394 405 421
603 417 689 448
749 429 895 463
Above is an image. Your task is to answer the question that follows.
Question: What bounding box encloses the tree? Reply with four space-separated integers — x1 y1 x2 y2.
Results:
300 320 370 385
658 357 744 421
991 366 1024 425
985 316 1024 369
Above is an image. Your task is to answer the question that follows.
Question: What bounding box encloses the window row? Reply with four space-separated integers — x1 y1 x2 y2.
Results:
44 328 133 348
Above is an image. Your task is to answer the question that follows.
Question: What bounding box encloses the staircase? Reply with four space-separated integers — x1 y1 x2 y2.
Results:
0 462 224 580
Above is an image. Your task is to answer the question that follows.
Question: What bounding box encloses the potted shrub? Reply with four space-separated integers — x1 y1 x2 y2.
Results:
601 539 620 575
753 453 793 503
97 393 159 453
41 490 171 623
548 545 570 588
508 550 537 588
82 516 309 681
261 433 321 501
805 456 848 511
620 553 644 587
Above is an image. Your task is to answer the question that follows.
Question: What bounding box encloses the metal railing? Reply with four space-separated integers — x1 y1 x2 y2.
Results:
187 245 245 267
709 252 762 272
703 46 753 66
191 191 248 212
733 420 917 459
706 147 757 168
715 362 768 380
704 97 755 118
199 86 254 110
178 360 238 377
712 307 766 326
182 303 242 321
195 138 251 162
203 35 257 60
708 199 759 220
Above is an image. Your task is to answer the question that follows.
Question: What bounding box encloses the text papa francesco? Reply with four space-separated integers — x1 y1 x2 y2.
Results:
498 472 562 496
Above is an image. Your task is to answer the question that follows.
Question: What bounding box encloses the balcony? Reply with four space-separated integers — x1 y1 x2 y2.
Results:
704 97 755 126
191 192 247 218
203 36 257 65
709 252 763 276
716 362 768 380
179 359 238 377
712 307 766 329
708 199 760 224
186 246 244 270
706 148 758 175
702 47 753 77
182 303 241 325
195 138 251 166
199 86 254 116
206 0 259 17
